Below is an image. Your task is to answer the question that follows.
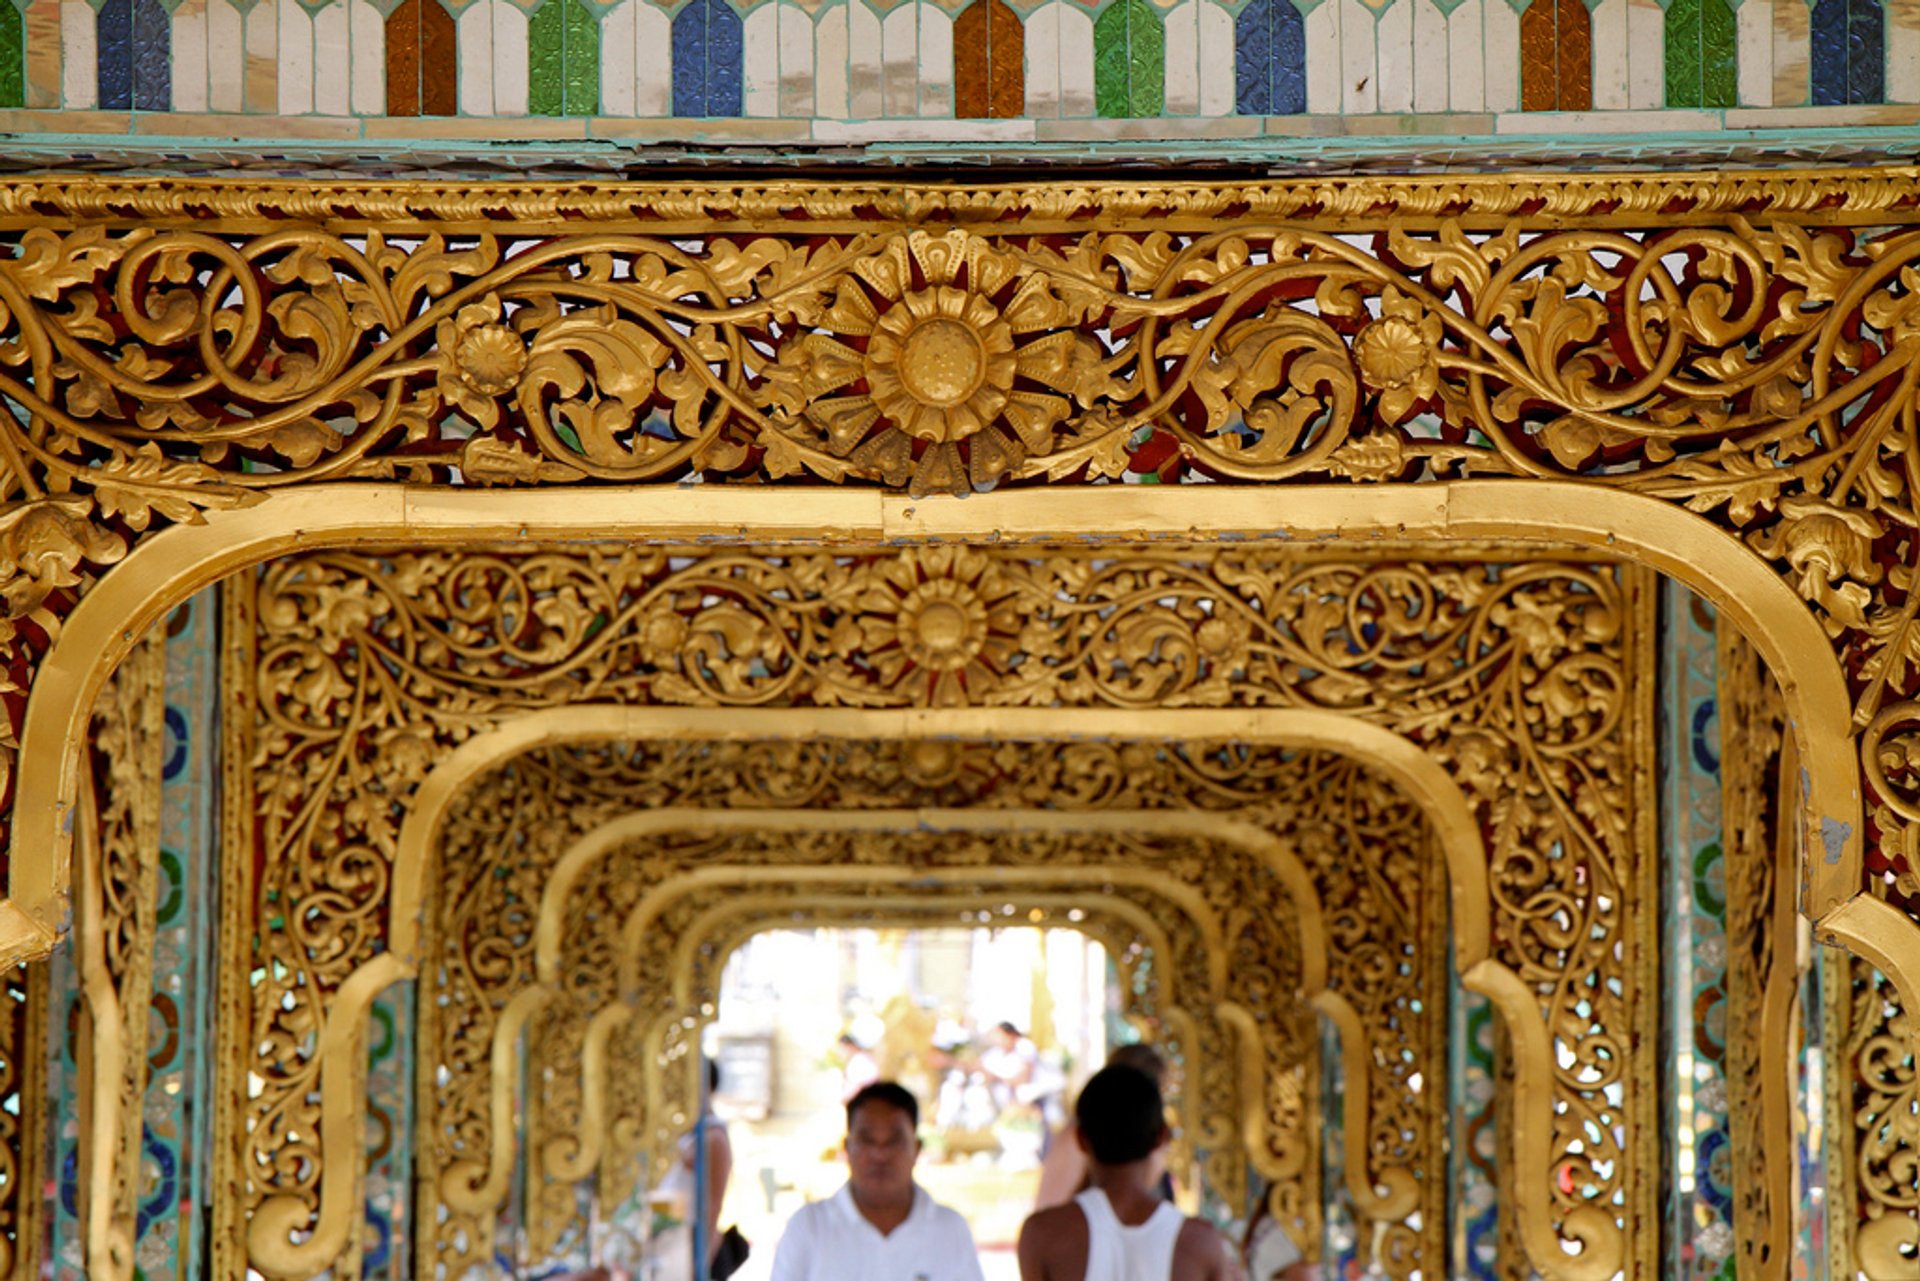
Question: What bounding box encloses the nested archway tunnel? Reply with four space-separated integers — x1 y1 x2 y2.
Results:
22 526 1909 1281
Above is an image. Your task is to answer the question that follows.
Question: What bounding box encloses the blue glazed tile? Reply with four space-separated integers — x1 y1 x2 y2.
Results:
1235 0 1273 113
131 0 170 111
706 0 742 115
96 0 132 110
1813 0 1884 103
1276 0 1304 114
673 0 743 116
1234 0 1303 115
1848 0 1884 103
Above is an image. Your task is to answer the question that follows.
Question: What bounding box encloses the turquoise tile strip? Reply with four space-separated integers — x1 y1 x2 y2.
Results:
364 981 414 1280
1658 581 1734 1281
1447 968 1497 1280
146 590 221 1281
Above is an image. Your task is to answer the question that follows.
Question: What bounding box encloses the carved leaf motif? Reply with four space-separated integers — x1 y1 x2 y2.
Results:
12 225 150 301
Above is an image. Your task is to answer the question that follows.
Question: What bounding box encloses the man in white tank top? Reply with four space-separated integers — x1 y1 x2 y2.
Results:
1014 1065 1239 1281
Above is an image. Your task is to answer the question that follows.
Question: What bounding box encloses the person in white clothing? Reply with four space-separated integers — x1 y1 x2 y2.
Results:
1015 1065 1238 1281
768 1081 987 1281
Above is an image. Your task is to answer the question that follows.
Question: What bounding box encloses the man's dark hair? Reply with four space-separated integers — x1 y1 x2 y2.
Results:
846 1080 920 1130
707 1059 721 1094
1075 1064 1166 1164
996 1021 1021 1037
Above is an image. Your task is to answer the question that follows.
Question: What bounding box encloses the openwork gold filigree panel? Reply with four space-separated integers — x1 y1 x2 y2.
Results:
220 541 1653 1280
1 171 1919 946
1834 956 1920 1277
415 767 1334 1279
0 961 44 1279
498 860 1317 1281
71 629 166 1281
1717 628 1796 1281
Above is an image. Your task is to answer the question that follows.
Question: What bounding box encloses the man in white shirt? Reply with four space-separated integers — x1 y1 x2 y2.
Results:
769 1081 987 1281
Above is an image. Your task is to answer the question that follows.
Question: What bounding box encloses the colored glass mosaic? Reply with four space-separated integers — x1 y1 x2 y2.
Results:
364 982 414 1281
1664 0 1736 108
147 592 221 1281
4 0 1916 127
1449 976 1498 1281
1094 0 1165 117
1233 0 1305 115
1811 0 1884 105
1658 584 1735 1281
1320 1016 1361 1277
0 2 25 109
97 0 169 111
530 0 601 116
673 0 744 117
386 0 457 117
954 0 1023 117
1520 0 1593 110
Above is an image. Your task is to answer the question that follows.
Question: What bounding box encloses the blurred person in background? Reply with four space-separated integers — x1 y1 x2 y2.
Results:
768 1081 986 1281
1015 1064 1238 1281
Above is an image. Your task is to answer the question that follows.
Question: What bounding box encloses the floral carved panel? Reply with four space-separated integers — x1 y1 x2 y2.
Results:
0 173 1911 949
216 541 1654 1280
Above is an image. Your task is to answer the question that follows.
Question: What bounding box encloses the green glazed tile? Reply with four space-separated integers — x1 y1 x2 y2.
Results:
1094 0 1164 117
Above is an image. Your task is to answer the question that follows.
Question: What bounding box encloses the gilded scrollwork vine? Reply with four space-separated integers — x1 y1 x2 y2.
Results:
228 540 1650 1279
77 628 166 1281
0 174 1912 938
1717 629 1795 1281
1837 957 1920 1277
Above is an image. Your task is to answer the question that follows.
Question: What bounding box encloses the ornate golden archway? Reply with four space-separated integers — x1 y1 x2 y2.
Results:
3 172 1917 1281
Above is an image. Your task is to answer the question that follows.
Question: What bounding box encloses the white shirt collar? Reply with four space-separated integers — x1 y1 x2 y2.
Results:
830 1181 928 1236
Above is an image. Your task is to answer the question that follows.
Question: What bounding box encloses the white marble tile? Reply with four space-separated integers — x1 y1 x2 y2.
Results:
881 3 916 116
1443 0 1482 108
635 1 671 114
917 4 951 115
311 0 350 113
1197 0 1233 113
744 2 781 114
1481 0 1520 111
243 0 278 113
458 0 495 113
274 0 311 115
350 0 384 114
1412 0 1449 111
1165 0 1200 114
780 3 815 116
206 0 244 110
1025 0 1063 115
23 0 62 109
59 0 95 109
1889 0 1920 100
1773 0 1808 105
1375 0 1414 111
1625 0 1662 105
1304 0 1342 111
848 0 883 117
816 4 850 115
492 0 529 114
1588 0 1628 108
1736 0 1772 104
172 0 210 112
1339 0 1377 111
1056 1 1094 115
601 0 637 113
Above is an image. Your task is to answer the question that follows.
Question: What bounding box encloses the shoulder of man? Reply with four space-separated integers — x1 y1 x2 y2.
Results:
1172 1216 1237 1279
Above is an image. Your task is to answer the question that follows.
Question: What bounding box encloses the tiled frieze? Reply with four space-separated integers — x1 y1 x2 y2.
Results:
0 0 1916 139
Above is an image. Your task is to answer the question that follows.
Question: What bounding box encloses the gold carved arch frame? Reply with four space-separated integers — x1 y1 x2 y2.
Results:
419 809 1337 1280
407 728 1450 1281
182 519 1677 1281
4 164 1917 1277
7 483 1866 1281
